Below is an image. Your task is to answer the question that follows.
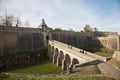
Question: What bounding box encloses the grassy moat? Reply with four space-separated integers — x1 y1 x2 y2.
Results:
0 49 115 80
83 46 114 57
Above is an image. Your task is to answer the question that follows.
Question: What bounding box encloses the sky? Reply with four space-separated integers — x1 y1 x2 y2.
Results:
0 0 120 33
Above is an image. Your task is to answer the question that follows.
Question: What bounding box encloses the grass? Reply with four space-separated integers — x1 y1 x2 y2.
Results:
83 46 114 57
0 59 63 74
0 74 115 80
0 49 63 74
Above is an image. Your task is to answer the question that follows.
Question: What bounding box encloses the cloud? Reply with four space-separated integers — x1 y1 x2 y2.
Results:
0 0 120 33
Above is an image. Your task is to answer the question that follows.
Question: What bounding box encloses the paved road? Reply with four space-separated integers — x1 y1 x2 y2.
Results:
98 62 120 80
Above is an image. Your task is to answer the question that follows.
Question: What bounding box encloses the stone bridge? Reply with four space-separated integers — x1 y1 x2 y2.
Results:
48 40 106 70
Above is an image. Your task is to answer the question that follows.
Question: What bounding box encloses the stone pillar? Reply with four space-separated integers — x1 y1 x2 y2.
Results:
57 55 60 66
43 32 47 47
62 58 65 70
52 52 56 63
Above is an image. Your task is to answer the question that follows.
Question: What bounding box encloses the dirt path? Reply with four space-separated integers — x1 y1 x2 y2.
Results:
1 72 113 79
98 63 120 80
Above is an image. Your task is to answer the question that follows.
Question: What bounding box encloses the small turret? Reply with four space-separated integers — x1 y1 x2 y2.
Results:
38 19 48 31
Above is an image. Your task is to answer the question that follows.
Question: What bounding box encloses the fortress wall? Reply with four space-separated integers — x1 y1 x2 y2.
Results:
51 31 119 50
91 35 118 50
113 51 120 61
93 31 118 37
0 26 45 56
51 31 92 48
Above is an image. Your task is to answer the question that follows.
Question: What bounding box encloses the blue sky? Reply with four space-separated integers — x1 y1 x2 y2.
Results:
0 0 120 33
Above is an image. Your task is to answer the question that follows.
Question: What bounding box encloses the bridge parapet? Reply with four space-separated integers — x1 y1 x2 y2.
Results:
49 40 107 62
48 40 107 70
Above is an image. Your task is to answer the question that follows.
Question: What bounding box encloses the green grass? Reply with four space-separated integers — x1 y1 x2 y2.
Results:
83 46 114 57
0 74 115 80
95 52 113 57
0 49 63 74
0 59 63 74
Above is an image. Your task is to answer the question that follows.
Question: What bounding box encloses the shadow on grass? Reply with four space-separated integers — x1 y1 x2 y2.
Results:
0 59 50 73
83 45 114 57
0 49 52 73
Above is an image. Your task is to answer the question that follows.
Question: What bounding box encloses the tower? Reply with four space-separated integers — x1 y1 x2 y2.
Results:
38 19 48 31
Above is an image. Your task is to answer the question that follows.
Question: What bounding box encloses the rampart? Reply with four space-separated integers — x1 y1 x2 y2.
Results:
50 30 92 48
113 51 120 61
0 26 46 56
0 25 120 56
50 30 120 50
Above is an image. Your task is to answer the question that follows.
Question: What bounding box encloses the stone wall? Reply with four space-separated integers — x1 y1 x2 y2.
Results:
0 26 45 56
113 51 120 61
93 31 118 37
50 30 92 48
50 30 119 50
90 35 119 50
0 26 119 56
0 49 47 68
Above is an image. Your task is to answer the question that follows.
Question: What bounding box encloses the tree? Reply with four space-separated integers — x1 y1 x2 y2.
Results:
24 20 30 27
83 24 93 33
68 29 74 32
0 13 22 27
93 27 98 32
15 17 21 27
54 28 62 31
0 12 14 26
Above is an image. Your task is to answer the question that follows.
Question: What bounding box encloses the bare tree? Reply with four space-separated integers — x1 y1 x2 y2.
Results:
0 12 15 26
0 12 22 27
15 17 21 27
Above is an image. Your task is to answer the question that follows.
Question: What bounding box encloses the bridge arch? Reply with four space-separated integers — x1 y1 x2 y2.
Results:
50 46 54 61
64 54 71 69
48 44 51 58
57 51 64 66
72 58 79 66
53 48 59 63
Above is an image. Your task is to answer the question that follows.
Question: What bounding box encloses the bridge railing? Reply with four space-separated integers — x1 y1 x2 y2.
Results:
49 40 107 62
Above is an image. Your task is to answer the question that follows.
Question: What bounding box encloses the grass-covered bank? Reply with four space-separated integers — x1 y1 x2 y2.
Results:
83 46 114 57
0 49 63 74
0 74 115 80
0 59 62 74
